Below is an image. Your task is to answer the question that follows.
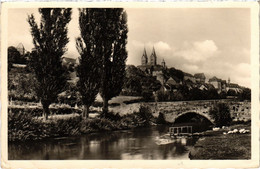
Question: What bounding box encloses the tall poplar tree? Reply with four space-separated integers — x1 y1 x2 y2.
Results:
77 8 128 117
28 8 72 120
76 9 102 118
98 9 128 116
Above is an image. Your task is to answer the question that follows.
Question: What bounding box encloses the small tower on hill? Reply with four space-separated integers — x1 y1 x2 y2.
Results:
16 43 25 56
150 46 157 66
141 47 148 65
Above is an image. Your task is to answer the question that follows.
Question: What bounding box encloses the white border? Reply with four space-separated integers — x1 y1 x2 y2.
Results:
1 2 259 168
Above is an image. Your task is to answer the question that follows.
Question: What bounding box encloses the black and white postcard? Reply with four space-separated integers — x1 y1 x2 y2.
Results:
1 2 259 168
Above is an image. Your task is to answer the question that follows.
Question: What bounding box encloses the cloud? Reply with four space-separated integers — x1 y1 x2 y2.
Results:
154 41 171 51
127 40 173 66
175 40 219 63
236 63 251 77
182 64 199 73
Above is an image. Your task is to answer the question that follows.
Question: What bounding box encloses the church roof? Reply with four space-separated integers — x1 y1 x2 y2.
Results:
166 77 177 86
142 48 148 59
227 83 239 88
209 76 221 82
150 46 157 57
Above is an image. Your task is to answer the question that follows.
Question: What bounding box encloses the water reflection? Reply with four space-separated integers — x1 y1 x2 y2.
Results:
9 126 198 160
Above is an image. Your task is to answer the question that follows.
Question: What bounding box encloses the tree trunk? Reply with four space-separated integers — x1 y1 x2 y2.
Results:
82 105 90 119
102 97 108 117
42 103 50 121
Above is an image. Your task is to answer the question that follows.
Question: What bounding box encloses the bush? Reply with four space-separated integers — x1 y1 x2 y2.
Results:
8 107 82 117
8 104 157 142
138 105 153 125
142 90 154 102
209 102 232 127
156 112 167 124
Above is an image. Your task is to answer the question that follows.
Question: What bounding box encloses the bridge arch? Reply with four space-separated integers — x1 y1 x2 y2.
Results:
173 111 215 125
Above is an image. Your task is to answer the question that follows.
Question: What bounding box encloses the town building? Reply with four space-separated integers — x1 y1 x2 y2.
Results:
226 78 242 93
208 76 227 93
194 73 206 83
183 73 196 83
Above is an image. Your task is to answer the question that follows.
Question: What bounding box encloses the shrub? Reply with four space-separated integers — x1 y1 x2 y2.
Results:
137 105 153 125
8 107 82 117
209 102 232 127
142 90 154 102
8 105 155 142
156 112 167 124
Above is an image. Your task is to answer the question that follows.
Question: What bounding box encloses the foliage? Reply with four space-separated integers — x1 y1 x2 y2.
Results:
8 46 27 70
8 68 38 102
141 90 154 101
167 67 184 82
8 107 82 117
138 105 153 125
156 112 167 124
92 9 128 116
238 88 251 101
227 89 237 96
8 106 155 141
123 65 161 97
27 8 72 120
57 84 81 107
123 65 144 95
76 9 104 118
206 88 219 100
142 76 161 92
209 102 232 127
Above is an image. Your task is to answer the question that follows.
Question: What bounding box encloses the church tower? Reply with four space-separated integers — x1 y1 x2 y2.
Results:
141 48 148 65
161 59 166 68
150 47 157 66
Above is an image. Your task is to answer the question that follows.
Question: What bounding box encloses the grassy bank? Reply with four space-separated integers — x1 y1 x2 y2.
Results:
8 105 156 142
189 123 251 159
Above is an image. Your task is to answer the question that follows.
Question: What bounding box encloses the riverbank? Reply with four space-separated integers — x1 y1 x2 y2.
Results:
189 123 251 159
8 105 155 142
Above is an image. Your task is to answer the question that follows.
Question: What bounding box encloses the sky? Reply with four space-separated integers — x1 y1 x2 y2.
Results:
8 8 251 88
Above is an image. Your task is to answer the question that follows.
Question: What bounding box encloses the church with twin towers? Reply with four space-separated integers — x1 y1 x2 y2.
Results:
137 47 166 84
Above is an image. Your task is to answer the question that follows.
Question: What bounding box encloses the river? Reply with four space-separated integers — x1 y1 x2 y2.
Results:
8 125 199 160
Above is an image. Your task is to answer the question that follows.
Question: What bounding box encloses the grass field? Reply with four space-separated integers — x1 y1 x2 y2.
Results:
189 123 251 159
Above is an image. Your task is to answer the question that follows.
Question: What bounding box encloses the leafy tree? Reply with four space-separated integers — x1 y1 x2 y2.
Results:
91 9 128 116
219 91 227 99
238 88 251 101
206 88 219 100
8 46 21 70
168 67 184 82
227 89 237 96
156 112 167 124
209 102 232 127
179 85 189 100
28 8 72 120
189 88 203 100
76 9 102 118
123 65 144 95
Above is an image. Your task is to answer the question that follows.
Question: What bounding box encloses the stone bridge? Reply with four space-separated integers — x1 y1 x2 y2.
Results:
142 100 251 124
